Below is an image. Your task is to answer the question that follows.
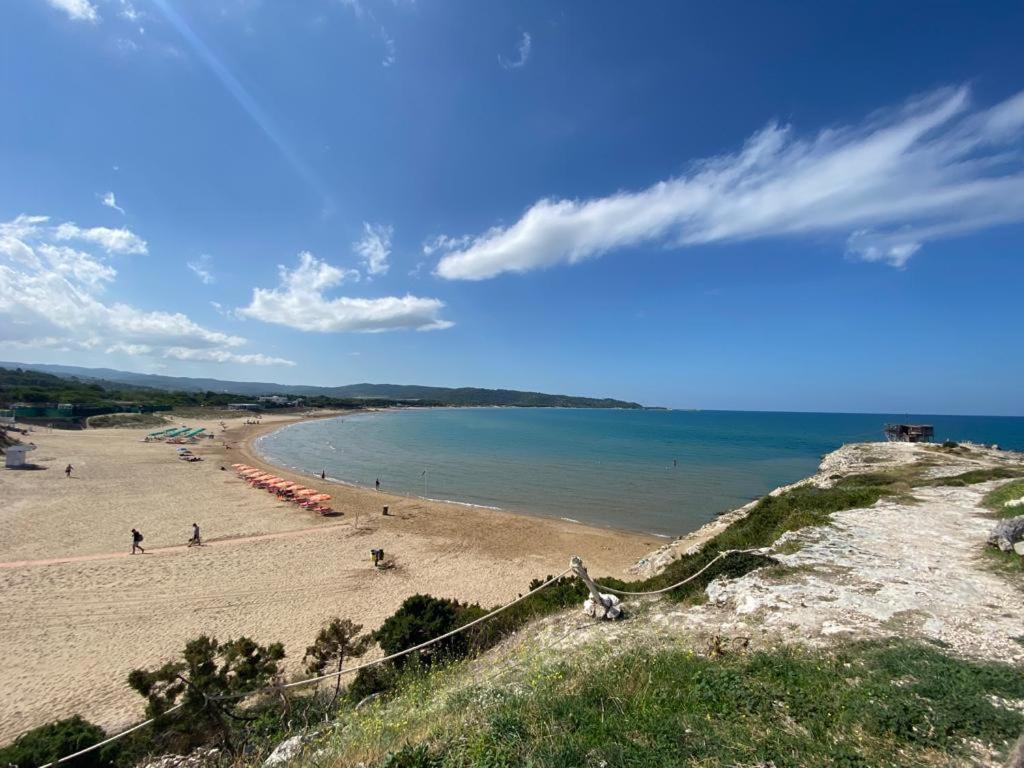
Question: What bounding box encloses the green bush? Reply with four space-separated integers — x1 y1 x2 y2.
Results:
373 595 484 668
348 664 398 704
127 635 285 754
0 716 118 768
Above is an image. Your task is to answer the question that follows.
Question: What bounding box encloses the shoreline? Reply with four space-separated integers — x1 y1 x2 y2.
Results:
241 410 678 542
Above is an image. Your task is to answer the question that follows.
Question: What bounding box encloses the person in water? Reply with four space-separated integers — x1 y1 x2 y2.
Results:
375 477 380 491
188 522 202 547
131 528 145 554
321 469 326 480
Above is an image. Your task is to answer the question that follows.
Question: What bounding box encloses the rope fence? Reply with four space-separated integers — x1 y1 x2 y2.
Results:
35 549 759 768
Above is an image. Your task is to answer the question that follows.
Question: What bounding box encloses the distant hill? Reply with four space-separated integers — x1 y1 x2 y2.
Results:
0 361 644 409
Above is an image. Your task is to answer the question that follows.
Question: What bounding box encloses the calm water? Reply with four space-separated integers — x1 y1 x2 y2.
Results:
255 409 1024 537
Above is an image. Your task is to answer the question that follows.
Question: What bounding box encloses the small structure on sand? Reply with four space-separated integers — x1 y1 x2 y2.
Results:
4 443 37 468
883 424 935 443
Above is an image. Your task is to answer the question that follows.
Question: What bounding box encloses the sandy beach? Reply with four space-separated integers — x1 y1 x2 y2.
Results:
0 411 660 743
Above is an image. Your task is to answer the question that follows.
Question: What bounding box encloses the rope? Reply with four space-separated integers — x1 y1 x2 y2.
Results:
37 703 186 768
34 568 572 768
596 548 760 596
34 550 760 767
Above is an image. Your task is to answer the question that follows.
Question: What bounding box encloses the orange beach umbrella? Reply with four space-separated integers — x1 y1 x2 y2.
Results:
307 493 331 502
292 488 317 498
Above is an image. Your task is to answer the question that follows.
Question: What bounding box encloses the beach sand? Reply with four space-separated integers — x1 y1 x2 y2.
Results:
0 411 660 743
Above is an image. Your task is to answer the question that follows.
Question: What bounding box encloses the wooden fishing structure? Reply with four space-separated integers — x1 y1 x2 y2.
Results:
883 423 935 443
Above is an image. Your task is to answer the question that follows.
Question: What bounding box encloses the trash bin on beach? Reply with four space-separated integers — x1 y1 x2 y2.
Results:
382 505 389 516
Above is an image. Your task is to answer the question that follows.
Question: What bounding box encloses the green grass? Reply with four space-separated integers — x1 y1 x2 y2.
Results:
310 640 1024 768
918 467 1024 488
981 479 1024 517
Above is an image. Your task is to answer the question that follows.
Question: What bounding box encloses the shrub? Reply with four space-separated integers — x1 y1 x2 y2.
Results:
127 635 285 754
348 664 398 704
373 595 483 668
304 618 372 705
0 716 118 768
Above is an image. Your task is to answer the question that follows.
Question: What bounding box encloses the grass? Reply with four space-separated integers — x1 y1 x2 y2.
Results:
981 479 1024 517
86 413 169 429
307 639 1024 768
918 467 1024 488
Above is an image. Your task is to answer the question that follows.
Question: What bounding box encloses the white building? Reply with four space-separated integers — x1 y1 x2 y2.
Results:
4 443 36 469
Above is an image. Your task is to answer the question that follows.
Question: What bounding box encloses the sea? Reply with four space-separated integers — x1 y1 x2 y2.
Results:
254 408 1024 538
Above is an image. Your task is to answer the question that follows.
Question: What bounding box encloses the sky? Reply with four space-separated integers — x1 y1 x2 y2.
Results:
1 1 1023 415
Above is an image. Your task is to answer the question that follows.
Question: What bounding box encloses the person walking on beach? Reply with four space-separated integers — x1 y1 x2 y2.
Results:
65 463 73 478
375 477 380 492
131 528 145 555
188 522 202 547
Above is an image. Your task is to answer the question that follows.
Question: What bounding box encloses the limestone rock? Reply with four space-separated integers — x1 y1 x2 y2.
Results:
138 748 219 768
583 593 621 620
263 732 321 768
988 516 1024 552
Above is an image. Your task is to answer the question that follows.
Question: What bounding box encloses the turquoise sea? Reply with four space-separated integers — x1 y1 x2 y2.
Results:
255 409 1024 538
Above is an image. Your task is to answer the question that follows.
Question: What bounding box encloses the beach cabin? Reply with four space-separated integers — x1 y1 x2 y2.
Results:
883 424 935 443
4 443 36 468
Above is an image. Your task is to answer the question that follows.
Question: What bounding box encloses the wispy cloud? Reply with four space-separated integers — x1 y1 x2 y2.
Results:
422 233 471 256
354 222 392 276
435 86 1024 279
499 31 531 70
45 0 99 23
381 29 396 67
238 251 453 332
101 191 125 215
0 214 291 366
53 221 147 254
337 0 397 67
187 253 215 284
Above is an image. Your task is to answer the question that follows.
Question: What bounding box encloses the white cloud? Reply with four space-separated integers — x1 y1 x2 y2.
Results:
499 31 531 70
118 0 140 22
187 254 215 284
422 233 471 256
164 347 295 366
0 213 293 366
354 222 392 276
436 86 1024 280
101 191 125 215
238 251 453 332
54 222 147 254
381 29 396 67
45 0 99 22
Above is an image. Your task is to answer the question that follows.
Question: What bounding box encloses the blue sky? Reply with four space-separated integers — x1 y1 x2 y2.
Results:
1 0 1023 415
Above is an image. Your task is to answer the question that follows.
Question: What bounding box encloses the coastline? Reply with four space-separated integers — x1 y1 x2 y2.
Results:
244 409 674 541
0 409 660 742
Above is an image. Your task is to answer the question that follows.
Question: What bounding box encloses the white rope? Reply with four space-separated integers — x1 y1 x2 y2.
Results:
596 548 760 596
34 552 761 768
34 568 573 768
37 703 186 768
217 567 575 700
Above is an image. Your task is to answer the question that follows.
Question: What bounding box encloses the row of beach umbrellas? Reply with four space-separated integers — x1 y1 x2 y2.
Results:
231 464 334 514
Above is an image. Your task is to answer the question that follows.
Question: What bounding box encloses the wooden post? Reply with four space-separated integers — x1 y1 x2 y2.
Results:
570 556 622 620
